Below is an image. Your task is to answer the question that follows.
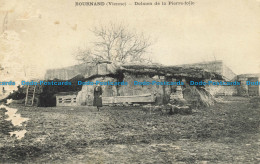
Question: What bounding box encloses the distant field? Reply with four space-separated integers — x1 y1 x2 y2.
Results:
0 96 259 163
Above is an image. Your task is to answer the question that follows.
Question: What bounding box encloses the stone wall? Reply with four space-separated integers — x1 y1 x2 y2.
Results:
45 63 118 80
76 74 170 105
76 77 117 106
205 85 237 96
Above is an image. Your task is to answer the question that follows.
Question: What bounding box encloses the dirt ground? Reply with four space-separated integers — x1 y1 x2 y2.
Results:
0 96 260 163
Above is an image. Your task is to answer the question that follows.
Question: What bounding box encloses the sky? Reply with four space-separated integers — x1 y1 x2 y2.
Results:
0 0 260 79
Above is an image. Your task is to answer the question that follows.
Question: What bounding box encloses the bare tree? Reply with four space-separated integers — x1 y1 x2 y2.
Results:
74 23 152 64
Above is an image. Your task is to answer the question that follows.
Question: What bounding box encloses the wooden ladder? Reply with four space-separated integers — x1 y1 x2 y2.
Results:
25 84 37 106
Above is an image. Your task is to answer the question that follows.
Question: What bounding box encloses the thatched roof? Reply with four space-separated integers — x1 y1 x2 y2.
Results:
44 62 223 81
237 73 260 78
120 64 223 80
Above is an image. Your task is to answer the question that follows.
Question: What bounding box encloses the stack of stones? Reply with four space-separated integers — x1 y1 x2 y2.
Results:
168 86 192 115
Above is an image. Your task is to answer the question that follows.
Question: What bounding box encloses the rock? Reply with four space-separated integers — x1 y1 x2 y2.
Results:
6 99 13 105
116 103 124 107
123 102 129 106
174 106 192 115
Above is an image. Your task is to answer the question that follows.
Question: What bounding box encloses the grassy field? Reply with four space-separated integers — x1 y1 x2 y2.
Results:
0 96 260 163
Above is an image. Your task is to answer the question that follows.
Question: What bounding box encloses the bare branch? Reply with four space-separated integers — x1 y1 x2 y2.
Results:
73 22 153 64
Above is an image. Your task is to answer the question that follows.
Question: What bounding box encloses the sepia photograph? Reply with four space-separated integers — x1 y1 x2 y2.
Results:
0 0 260 163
